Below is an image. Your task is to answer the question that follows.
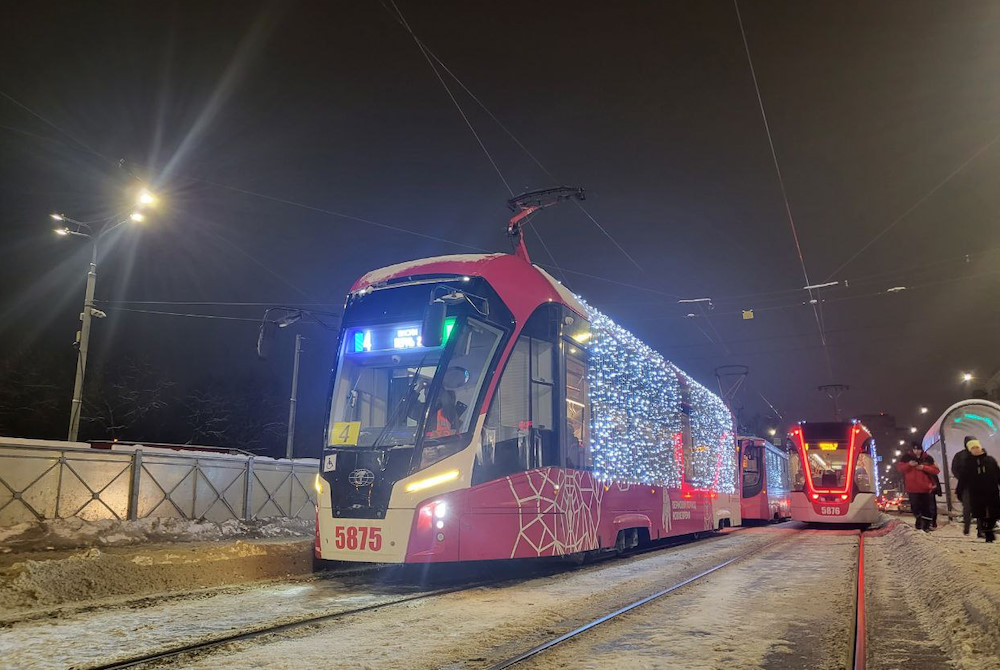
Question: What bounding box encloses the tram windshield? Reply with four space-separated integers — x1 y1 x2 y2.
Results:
803 445 850 490
328 318 503 449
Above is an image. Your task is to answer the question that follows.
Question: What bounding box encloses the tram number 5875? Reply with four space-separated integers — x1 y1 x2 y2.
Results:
819 506 842 516
334 525 383 551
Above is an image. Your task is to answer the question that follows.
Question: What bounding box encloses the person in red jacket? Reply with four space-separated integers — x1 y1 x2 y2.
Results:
896 441 941 532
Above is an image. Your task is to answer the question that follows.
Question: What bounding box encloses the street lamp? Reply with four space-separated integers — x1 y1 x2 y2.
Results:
909 426 918 434
962 372 973 383
895 450 902 457
767 427 777 437
53 189 158 441
919 406 928 414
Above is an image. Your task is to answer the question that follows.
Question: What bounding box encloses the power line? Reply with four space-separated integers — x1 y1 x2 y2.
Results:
386 0 514 197
734 0 831 376
105 307 264 322
97 300 339 307
826 126 1000 280
379 1 643 274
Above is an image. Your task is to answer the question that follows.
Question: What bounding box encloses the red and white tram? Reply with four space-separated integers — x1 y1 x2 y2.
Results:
315 244 741 564
787 421 879 524
739 436 791 522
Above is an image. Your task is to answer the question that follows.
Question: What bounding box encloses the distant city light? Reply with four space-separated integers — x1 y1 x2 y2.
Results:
909 427 917 434
767 428 777 437
919 406 928 414
898 439 905 446
895 450 901 457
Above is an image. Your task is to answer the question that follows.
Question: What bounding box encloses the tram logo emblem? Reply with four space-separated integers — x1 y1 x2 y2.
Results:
348 468 375 487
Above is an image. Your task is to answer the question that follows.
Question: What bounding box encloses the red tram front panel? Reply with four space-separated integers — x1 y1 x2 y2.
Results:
787 422 879 524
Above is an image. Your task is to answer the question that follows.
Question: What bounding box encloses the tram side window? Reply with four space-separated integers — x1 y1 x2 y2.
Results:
564 348 592 469
854 440 876 493
477 329 559 483
787 439 806 492
742 444 763 497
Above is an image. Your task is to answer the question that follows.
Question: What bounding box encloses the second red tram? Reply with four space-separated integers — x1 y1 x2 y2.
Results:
787 421 880 524
739 436 791 522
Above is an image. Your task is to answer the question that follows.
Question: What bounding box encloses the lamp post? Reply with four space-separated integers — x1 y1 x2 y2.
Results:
54 190 157 441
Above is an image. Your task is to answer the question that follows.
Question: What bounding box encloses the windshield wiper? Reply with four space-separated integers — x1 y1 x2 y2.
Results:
371 353 431 449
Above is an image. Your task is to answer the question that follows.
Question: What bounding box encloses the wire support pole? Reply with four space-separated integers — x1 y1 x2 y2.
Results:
68 240 98 442
285 334 304 460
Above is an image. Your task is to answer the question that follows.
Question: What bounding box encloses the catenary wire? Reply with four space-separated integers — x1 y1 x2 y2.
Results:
826 126 1000 280
733 0 832 376
379 0 644 274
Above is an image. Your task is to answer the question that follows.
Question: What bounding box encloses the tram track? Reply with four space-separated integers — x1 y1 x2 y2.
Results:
851 530 868 670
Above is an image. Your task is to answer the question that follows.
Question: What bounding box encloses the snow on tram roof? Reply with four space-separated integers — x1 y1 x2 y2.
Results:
352 254 504 290
351 253 588 316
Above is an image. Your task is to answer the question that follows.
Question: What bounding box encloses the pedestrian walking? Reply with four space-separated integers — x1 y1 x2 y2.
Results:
930 471 942 529
956 437 1000 543
952 440 974 535
896 441 940 532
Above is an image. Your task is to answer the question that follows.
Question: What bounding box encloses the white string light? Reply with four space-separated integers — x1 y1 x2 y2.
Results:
585 303 737 494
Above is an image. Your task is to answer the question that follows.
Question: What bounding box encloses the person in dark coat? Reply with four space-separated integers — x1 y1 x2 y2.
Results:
953 439 974 535
956 438 1000 543
896 442 941 532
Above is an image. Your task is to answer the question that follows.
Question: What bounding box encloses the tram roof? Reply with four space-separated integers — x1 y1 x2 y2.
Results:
350 252 588 317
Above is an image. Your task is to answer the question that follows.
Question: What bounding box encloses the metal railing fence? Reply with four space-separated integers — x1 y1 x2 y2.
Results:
0 441 317 527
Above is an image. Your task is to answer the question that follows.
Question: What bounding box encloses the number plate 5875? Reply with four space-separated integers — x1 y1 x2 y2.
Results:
334 525 382 551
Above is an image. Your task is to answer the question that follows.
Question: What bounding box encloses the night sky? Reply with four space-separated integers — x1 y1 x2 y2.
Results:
2 1 998 455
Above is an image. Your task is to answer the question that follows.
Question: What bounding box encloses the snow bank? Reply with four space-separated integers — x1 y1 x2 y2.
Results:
0 516 312 554
874 520 1000 669
0 537 313 619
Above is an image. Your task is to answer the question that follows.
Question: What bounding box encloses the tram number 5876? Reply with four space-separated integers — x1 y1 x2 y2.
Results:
334 525 383 551
819 506 842 516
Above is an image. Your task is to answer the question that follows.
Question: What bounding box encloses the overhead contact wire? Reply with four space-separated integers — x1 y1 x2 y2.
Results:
734 0 832 376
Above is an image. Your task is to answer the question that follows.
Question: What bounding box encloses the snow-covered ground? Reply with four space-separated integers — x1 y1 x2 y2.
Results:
866 516 1000 670
0 516 312 554
0 527 795 670
520 530 859 670
3 519 997 670
0 520 314 618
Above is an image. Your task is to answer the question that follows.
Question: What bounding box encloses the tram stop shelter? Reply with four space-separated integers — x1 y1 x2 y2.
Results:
921 399 1000 518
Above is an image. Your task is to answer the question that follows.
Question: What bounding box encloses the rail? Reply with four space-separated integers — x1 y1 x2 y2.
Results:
851 532 868 670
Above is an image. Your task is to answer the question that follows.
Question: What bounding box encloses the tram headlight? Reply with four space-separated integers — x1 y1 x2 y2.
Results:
840 494 849 501
433 502 448 519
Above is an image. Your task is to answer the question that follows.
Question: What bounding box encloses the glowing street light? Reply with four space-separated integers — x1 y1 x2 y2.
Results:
50 189 160 441
895 450 902 457
767 427 777 437
898 439 905 446
962 372 973 383
909 426 918 434
919 406 928 414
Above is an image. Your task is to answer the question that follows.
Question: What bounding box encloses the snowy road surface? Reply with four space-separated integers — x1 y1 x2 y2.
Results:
2 520 997 670
512 530 858 670
0 526 794 669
